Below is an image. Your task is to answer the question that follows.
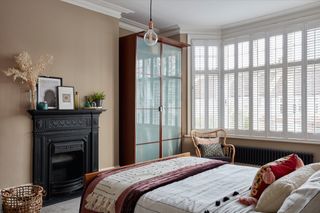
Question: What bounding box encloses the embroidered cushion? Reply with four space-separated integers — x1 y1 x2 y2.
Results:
198 143 225 158
250 154 304 200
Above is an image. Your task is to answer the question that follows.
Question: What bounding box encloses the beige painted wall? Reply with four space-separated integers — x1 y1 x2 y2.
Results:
0 0 119 189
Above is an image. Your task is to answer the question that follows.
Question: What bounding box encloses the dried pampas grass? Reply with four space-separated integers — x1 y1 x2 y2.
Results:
3 51 53 109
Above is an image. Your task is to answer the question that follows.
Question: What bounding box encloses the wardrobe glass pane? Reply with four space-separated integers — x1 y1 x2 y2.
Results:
136 143 159 162
162 44 182 140
162 139 181 157
136 37 161 144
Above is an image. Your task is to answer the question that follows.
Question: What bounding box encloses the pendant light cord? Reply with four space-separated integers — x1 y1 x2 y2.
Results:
150 0 153 21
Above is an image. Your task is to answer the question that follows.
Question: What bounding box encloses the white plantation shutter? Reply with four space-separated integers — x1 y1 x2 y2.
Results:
194 46 205 71
270 68 283 132
288 31 302 63
208 74 219 129
224 44 235 70
253 70 265 131
287 66 302 133
307 27 320 135
224 73 235 129
208 46 218 70
307 27 320 60
238 71 249 130
192 42 219 130
238 41 249 69
191 24 320 140
194 74 205 129
253 38 265 67
270 35 283 65
307 64 320 134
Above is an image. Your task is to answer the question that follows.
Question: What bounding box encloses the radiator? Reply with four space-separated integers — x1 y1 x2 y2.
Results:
235 146 314 166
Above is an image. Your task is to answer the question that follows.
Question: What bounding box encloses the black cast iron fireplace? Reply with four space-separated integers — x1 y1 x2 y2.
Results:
28 109 104 202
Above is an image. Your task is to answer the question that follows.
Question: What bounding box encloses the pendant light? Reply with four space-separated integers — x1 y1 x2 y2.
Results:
144 0 158 46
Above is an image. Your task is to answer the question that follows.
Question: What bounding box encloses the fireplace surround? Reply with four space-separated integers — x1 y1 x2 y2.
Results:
28 109 104 201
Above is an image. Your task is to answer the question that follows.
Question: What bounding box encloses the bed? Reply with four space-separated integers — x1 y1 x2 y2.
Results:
80 153 259 213
80 153 320 213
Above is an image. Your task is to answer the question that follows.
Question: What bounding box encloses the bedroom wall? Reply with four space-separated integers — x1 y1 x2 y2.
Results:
0 0 119 189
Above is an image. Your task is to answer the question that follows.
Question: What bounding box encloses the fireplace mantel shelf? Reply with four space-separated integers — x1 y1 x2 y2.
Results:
28 109 106 116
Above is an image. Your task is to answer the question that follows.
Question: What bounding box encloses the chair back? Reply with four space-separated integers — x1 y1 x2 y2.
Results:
190 129 227 157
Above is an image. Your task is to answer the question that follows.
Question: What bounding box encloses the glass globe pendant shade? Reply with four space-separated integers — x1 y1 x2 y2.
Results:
144 21 158 46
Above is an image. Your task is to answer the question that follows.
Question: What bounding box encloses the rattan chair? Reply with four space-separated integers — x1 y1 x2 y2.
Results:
191 129 235 163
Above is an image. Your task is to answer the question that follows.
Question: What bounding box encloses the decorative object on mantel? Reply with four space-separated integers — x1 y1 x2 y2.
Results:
83 92 106 109
89 91 105 108
74 91 80 109
57 86 75 110
2 51 53 110
37 101 48 110
144 0 158 46
37 76 62 109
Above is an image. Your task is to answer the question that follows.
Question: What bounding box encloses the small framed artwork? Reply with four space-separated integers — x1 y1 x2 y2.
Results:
37 76 63 109
57 86 75 110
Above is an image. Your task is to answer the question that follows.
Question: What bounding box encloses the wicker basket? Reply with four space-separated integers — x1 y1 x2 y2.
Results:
1 185 45 213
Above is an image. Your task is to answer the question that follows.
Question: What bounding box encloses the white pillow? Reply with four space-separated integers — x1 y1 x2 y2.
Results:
255 163 320 212
278 169 320 213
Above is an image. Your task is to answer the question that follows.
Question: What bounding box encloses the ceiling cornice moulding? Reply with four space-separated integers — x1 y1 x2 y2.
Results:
119 17 160 33
61 0 133 19
222 1 320 30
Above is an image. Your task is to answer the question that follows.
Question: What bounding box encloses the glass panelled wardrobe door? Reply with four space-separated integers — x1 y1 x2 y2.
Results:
135 37 161 162
162 44 182 156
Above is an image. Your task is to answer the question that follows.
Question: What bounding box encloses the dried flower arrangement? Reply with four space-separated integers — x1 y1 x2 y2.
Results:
2 51 53 109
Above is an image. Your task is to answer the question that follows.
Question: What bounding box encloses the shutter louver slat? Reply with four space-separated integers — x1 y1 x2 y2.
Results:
253 70 265 131
238 71 250 130
270 68 283 132
270 35 283 65
238 41 249 69
287 66 302 133
253 38 265 67
307 64 320 133
224 44 235 71
194 74 205 129
208 74 219 129
307 27 320 61
192 43 219 130
224 73 235 130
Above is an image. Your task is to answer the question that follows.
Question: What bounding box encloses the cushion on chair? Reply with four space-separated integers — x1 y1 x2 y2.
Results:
198 143 225 158
194 136 220 145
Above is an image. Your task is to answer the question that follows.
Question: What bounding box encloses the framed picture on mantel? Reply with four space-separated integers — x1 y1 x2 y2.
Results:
37 76 62 109
57 86 75 110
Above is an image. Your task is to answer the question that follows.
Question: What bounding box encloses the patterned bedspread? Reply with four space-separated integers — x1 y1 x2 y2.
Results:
80 157 227 213
135 164 259 213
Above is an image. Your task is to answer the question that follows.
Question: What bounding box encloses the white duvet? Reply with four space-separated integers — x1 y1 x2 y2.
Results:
135 164 259 213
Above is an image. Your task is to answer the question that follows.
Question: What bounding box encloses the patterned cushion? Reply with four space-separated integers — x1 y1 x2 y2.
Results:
194 137 220 145
250 154 304 200
198 143 225 158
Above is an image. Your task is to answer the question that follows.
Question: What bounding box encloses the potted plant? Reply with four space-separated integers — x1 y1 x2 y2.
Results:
89 92 105 108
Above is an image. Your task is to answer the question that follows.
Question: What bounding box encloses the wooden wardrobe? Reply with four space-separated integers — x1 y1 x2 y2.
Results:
119 33 187 166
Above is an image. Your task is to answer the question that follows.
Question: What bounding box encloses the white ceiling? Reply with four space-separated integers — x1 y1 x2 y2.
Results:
104 0 319 30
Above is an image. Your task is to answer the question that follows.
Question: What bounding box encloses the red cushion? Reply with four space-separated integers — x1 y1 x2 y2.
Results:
270 154 297 178
251 154 299 200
